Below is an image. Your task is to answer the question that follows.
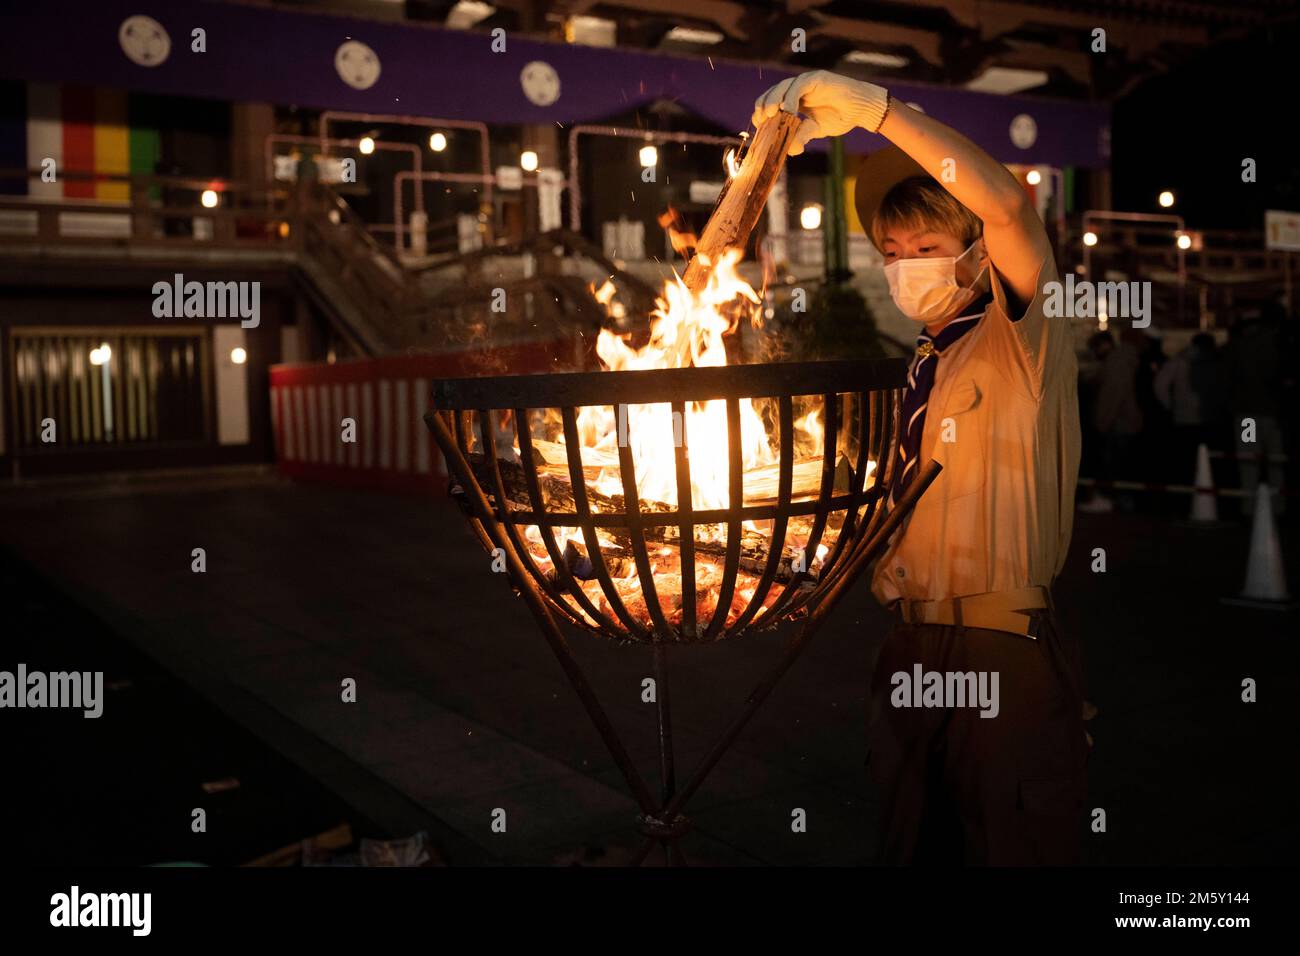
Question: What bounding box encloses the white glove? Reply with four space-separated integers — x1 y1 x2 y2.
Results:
751 70 890 155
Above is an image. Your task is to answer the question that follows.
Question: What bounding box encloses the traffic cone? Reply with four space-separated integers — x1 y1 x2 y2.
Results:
1223 483 1295 610
1189 443 1218 522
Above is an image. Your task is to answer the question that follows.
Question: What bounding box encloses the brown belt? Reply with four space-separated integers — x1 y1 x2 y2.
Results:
895 585 1052 639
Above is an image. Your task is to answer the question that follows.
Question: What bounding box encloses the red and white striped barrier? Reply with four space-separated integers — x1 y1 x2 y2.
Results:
269 342 574 494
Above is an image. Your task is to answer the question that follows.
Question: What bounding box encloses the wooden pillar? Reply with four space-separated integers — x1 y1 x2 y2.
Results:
231 102 275 187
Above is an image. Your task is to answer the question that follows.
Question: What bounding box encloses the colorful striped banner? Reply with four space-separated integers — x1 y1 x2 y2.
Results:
1 81 160 199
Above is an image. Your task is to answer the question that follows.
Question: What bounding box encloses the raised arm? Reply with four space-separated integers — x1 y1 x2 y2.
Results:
753 71 1052 308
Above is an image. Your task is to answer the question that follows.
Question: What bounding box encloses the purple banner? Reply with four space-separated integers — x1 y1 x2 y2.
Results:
1 0 1109 167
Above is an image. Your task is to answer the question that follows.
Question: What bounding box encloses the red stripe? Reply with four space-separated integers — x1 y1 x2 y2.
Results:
387 380 397 472
409 380 419 473
61 86 95 198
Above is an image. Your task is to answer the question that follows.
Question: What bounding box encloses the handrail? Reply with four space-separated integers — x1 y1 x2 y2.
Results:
0 166 291 200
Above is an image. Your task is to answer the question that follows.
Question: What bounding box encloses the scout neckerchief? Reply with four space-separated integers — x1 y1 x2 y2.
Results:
887 298 990 510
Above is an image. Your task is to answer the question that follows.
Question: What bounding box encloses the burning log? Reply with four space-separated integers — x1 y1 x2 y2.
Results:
526 438 862 506
681 111 800 295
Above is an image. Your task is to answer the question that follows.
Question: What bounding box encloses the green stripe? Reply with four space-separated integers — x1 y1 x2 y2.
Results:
127 97 161 200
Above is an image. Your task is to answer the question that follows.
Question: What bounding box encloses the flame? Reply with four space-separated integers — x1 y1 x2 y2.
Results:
724 148 741 179
589 278 625 320
657 206 697 259
591 278 617 307
578 249 769 511
517 213 873 633
795 408 821 447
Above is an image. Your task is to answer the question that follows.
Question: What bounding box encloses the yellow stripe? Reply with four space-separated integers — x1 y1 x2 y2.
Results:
93 89 129 202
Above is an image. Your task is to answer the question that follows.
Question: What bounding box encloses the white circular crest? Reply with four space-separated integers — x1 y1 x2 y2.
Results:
335 40 381 90
1010 113 1038 149
520 61 561 106
118 15 171 67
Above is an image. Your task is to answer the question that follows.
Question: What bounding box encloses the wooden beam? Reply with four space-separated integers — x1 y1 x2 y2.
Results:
555 0 752 40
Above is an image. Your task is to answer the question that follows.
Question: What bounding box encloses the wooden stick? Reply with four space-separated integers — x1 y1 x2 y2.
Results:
681 111 800 295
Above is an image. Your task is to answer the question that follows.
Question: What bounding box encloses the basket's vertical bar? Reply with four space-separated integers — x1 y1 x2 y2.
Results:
702 397 744 639
817 386 902 595
477 409 583 623
762 391 839 621
651 642 676 866
514 407 622 637
452 409 470 453
858 389 889 537
862 387 902 542
731 394 793 634
560 405 651 641
652 643 676 800
615 403 675 640
845 389 874 533
808 390 840 552
443 407 498 560
671 399 697 640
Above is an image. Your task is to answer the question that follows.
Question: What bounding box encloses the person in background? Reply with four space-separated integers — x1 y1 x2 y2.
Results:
1080 329 1143 512
1227 302 1287 516
1155 332 1228 485
1135 330 1173 493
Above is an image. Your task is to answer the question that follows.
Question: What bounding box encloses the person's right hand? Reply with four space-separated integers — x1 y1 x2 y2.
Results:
751 70 888 155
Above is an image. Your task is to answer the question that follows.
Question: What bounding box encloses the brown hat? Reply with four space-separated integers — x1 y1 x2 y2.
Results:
854 146 930 253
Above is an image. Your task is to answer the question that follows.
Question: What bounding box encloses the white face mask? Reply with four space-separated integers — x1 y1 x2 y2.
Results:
884 240 989 325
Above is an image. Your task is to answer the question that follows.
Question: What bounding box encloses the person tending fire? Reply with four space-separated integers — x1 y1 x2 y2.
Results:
754 71 1089 864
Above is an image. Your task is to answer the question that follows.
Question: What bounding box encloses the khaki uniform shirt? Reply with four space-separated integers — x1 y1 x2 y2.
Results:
871 255 1081 604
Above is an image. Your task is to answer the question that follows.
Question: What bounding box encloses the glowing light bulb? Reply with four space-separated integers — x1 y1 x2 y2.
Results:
520 150 539 172
800 204 822 230
639 144 658 167
231 347 247 365
1026 169 1042 186
430 132 447 152
200 189 219 208
1159 190 1174 208
1083 231 1098 247
359 136 376 155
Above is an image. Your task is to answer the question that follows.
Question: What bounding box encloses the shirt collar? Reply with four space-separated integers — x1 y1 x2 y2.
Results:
917 307 985 356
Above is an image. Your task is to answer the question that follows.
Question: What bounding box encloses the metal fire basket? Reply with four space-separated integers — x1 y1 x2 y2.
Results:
425 358 941 865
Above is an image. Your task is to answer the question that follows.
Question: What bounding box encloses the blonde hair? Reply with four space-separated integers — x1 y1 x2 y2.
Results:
869 176 982 250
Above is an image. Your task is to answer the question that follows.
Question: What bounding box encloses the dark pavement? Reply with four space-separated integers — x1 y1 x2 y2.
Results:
2 469 1296 865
